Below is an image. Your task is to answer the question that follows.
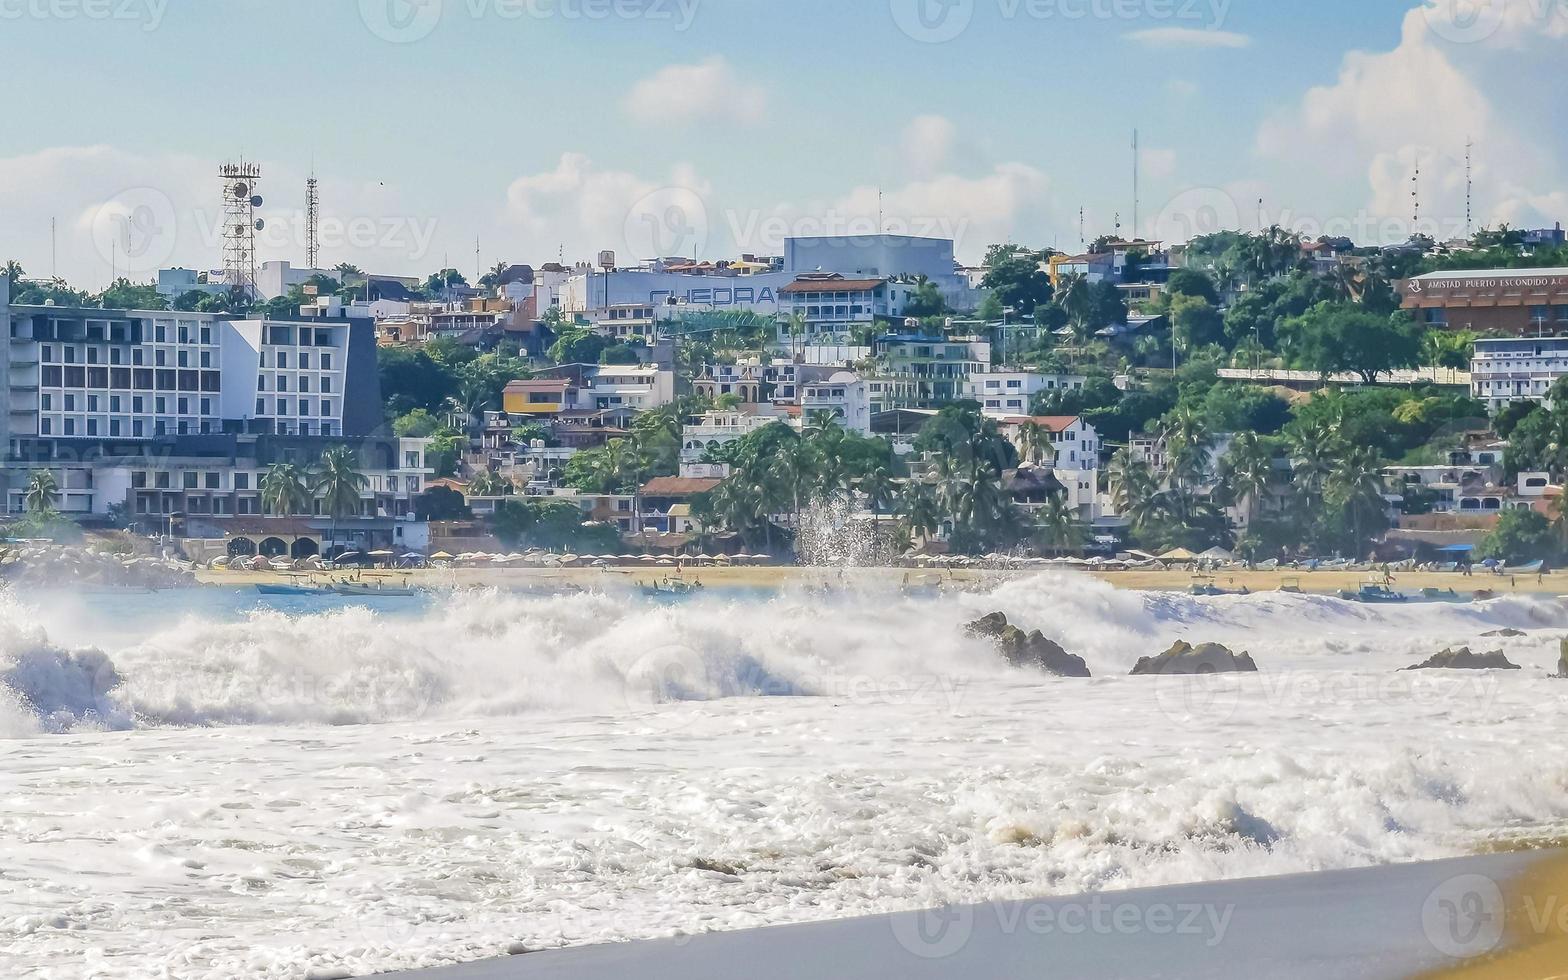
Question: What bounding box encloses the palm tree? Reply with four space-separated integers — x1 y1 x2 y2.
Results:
2 259 23 286
1056 273 1091 343
1033 493 1082 556
1287 419 1341 503
1326 447 1386 558
857 466 899 539
260 463 311 517
1107 449 1159 527
23 469 57 515
1159 406 1213 488
446 381 491 438
1220 431 1276 527
898 479 942 549
467 469 506 497
314 446 369 551
1016 421 1051 466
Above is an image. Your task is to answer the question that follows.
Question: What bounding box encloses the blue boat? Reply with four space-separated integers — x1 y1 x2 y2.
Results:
1338 583 1409 604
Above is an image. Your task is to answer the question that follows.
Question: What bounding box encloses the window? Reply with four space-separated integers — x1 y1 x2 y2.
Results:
277 352 288 369
321 353 332 371
205 472 219 490
235 473 249 490
184 472 198 489
320 376 332 393
256 398 266 415
320 399 332 416
299 353 311 370
299 399 309 416
155 349 166 367
63 419 74 436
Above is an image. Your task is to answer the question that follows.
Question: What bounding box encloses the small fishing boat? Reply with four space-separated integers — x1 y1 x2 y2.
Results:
641 579 704 597
1338 583 1409 604
1420 587 1465 602
1277 577 1305 595
331 582 418 597
1189 576 1250 597
255 583 326 597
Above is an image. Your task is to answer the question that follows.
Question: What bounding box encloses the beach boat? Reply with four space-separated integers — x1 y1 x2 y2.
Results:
255 583 327 597
1277 577 1305 594
641 579 704 598
1506 560 1546 575
331 582 419 597
1420 587 1465 602
1189 576 1250 597
1338 583 1410 604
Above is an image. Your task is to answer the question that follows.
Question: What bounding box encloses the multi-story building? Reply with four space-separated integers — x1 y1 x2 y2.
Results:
776 274 914 346
1470 335 1568 412
962 370 1088 415
693 359 769 405
990 414 1102 518
1401 268 1568 336
873 334 992 406
0 276 430 547
680 410 780 462
501 364 675 416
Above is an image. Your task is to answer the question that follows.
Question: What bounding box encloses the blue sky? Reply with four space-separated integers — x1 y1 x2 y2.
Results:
0 0 1562 286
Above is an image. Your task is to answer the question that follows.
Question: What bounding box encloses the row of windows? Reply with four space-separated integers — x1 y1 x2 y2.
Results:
258 350 334 370
256 398 337 418
42 393 213 415
42 344 214 368
265 325 339 347
40 417 218 438
41 366 222 393
259 375 333 394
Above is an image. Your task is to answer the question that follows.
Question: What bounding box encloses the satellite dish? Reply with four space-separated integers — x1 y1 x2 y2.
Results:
250 195 263 208
232 181 250 199
254 218 266 231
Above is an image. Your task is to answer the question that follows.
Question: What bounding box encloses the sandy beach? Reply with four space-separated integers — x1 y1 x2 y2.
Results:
194 563 1568 598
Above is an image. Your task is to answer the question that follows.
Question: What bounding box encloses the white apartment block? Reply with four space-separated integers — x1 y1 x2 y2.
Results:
963 370 1088 415
680 411 780 462
1470 336 1568 413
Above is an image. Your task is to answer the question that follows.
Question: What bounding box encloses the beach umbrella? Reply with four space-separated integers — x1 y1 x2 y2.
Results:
639 555 658 562
657 558 674 566
430 551 455 561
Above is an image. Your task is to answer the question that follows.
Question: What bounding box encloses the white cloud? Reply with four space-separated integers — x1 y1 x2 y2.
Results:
1126 27 1251 48
1165 79 1200 99
1255 1 1568 242
505 152 714 260
901 115 958 176
622 56 767 128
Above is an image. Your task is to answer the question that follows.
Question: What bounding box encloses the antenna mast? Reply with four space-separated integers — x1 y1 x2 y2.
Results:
1131 129 1139 239
1465 137 1474 237
1411 155 1422 235
219 160 262 299
305 172 320 269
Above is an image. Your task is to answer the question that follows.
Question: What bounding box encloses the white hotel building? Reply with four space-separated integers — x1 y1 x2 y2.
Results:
1 278 431 551
1469 336 1568 413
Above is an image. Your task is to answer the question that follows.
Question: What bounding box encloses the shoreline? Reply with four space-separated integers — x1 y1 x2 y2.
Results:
189 564 1568 598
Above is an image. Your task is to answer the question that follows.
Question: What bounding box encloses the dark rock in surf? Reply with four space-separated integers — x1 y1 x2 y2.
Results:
966 613 1090 677
1130 641 1258 676
1553 639 1568 679
1481 629 1527 638
1403 647 1521 671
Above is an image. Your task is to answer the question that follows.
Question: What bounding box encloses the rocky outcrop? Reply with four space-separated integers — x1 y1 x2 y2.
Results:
0 545 195 590
1553 639 1568 679
1403 647 1521 671
966 613 1091 677
1130 641 1258 676
1482 629 1527 638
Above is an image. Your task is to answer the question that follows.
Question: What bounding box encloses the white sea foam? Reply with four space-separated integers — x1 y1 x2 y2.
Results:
3 577 1568 978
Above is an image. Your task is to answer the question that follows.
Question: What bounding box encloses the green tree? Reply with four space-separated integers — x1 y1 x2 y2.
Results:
23 470 58 515
979 244 1055 314
1478 509 1555 564
1279 303 1421 384
96 278 167 310
260 463 312 517
314 446 369 548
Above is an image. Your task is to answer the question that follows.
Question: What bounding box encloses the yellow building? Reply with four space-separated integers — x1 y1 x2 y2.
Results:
502 379 572 415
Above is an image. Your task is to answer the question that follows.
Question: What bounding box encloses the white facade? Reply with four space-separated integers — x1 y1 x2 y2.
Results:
801 372 875 435
256 261 337 301
578 366 675 412
784 234 978 308
963 370 1088 414
992 414 1102 518
561 269 794 317
1470 336 1568 412
155 268 227 300
680 411 780 462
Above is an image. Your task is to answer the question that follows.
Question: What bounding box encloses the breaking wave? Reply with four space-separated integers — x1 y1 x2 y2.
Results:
1 577 1564 736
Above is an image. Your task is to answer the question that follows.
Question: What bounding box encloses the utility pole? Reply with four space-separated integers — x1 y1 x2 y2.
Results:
1131 129 1139 239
